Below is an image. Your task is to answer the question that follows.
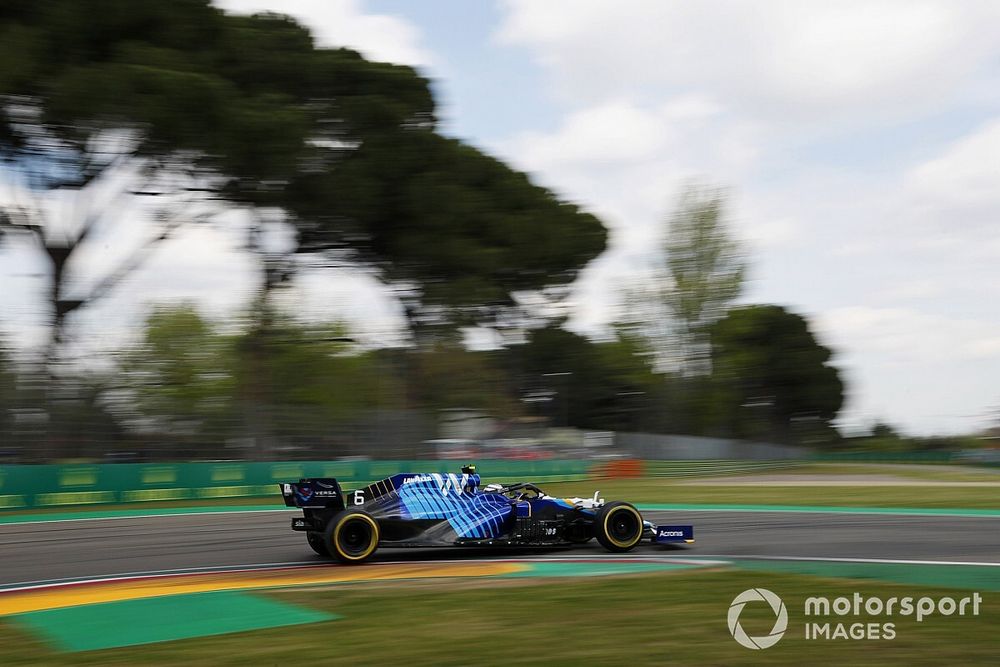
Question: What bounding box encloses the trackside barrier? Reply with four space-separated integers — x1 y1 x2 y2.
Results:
811 451 1000 468
812 451 955 463
0 460 595 509
644 460 799 478
593 459 645 478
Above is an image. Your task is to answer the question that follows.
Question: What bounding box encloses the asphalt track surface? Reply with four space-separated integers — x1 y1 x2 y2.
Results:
2 509 998 586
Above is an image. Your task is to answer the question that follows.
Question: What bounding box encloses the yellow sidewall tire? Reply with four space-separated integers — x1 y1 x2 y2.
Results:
595 502 643 552
327 511 380 564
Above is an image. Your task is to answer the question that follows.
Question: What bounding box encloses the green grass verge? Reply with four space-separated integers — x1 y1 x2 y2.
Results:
1 569 995 665
749 463 1000 482
542 479 1000 509
0 496 277 518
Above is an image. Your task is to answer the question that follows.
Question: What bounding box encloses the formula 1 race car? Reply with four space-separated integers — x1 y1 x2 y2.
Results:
280 466 694 563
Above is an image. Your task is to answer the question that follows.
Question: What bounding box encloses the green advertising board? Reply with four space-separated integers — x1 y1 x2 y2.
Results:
0 460 594 509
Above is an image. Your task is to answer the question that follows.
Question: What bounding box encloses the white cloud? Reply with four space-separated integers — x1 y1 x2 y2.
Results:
215 0 434 67
498 0 1000 123
493 2 1000 434
904 117 1000 232
816 306 1000 434
273 267 407 347
518 102 673 165
494 99 759 244
489 98 764 334
874 279 947 302
817 306 1000 365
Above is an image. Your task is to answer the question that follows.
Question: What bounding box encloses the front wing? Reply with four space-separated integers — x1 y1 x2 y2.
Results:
652 524 695 544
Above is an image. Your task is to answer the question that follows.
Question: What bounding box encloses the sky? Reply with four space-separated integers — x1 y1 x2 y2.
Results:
2 0 999 436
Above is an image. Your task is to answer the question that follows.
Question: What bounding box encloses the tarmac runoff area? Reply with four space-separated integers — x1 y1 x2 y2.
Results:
1 506 998 652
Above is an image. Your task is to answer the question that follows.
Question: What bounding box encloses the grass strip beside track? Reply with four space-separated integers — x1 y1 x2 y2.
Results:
9 591 336 652
728 558 1000 591
544 479 1000 510
1 569 996 665
0 504 290 524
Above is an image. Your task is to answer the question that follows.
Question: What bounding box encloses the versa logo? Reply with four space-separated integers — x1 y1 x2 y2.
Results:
728 588 788 650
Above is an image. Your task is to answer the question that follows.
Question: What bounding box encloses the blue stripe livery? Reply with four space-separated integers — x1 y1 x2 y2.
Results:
396 473 513 538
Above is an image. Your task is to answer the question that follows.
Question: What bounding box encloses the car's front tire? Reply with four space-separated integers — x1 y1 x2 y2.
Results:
325 509 380 564
595 501 644 552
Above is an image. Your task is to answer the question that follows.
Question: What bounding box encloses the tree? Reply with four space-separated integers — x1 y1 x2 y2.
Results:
510 324 662 432
871 422 900 439
406 344 521 418
2 3 606 459
0 340 16 446
115 304 393 458
289 124 607 339
622 184 745 374
0 2 434 369
1 0 607 358
709 305 844 444
232 307 392 457
118 305 237 449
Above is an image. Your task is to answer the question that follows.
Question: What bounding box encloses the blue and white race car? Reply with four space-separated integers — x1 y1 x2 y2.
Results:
280 465 694 563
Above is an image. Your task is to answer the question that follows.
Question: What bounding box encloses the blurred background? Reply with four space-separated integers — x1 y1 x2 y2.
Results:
1 0 998 467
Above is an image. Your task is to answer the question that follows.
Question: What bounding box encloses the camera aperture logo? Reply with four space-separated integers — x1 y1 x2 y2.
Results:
728 587 984 648
728 588 788 649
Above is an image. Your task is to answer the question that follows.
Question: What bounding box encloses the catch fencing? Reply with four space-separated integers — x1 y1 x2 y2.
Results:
616 432 808 460
643 460 799 478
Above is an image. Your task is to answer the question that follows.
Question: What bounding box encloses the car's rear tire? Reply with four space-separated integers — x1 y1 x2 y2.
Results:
595 501 643 552
306 531 329 556
325 509 380 564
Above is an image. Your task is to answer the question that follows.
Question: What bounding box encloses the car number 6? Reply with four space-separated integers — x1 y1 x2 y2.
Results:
354 490 364 505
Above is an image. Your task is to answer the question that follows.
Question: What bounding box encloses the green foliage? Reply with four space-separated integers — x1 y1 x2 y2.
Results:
666 187 745 333
1 0 605 346
664 186 745 373
290 131 607 329
619 184 745 375
123 305 237 436
0 1 429 196
511 324 662 431
0 340 15 441
709 305 844 443
871 421 900 439
846 425 986 452
407 345 521 418
234 311 390 423
120 304 391 447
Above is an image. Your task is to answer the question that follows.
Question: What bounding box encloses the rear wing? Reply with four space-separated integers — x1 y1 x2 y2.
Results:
279 478 345 510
